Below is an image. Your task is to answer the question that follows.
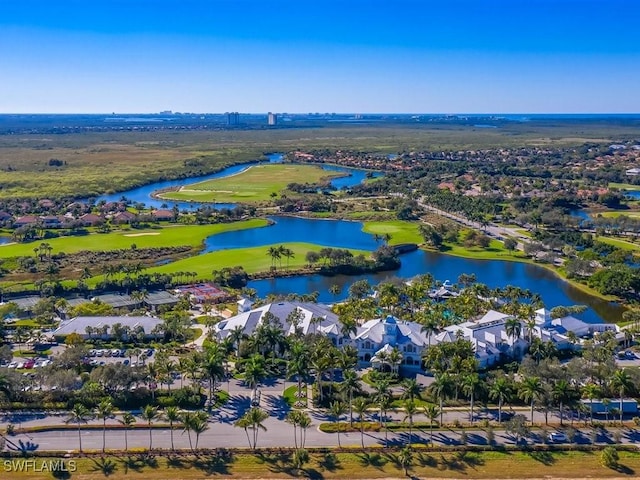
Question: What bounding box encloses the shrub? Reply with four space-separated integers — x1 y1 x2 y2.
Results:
601 446 619 469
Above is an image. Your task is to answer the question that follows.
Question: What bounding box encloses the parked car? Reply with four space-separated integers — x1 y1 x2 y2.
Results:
548 432 568 443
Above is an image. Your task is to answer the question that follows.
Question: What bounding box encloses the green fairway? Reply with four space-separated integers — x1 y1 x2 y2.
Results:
146 242 370 278
609 182 640 191
597 210 640 219
159 164 344 203
598 235 640 252
362 220 423 245
0 219 268 257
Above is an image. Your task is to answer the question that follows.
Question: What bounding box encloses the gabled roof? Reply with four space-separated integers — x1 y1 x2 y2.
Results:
215 301 339 338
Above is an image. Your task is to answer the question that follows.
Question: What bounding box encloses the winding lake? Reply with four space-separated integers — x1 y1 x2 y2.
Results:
95 153 380 210
201 216 622 324
90 157 622 324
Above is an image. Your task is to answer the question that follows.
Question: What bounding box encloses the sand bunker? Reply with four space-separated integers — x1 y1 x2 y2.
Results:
124 233 161 237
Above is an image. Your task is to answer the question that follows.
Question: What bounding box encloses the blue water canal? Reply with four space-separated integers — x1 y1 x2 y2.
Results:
202 216 623 324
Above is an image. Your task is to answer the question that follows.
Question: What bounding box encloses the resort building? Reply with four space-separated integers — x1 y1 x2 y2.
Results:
214 301 341 340
214 302 621 373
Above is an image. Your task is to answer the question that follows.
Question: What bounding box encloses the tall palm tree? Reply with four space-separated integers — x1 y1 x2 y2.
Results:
401 378 422 402
461 373 483 424
403 399 418 446
352 397 370 449
244 354 267 402
95 399 115 453
287 341 309 404
286 410 301 449
379 395 393 447
140 404 159 451
430 372 453 426
424 403 440 443
234 407 269 450
489 376 513 424
65 403 92 453
581 382 602 424
504 317 522 345
164 406 181 451
610 369 635 424
518 377 544 425
329 401 347 448
340 370 361 426
372 377 391 427
552 380 573 426
118 412 136 452
190 412 210 451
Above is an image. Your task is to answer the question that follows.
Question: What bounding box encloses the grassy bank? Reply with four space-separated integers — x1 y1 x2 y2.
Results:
362 220 423 245
0 220 269 257
145 242 370 278
6 450 640 479
159 164 344 203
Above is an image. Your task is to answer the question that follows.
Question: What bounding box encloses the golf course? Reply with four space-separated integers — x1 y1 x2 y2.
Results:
157 164 347 203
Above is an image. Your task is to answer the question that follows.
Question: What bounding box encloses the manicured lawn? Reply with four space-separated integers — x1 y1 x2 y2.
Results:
11 450 640 479
598 236 640 252
0 220 268 257
159 164 345 203
610 182 640 191
437 239 527 261
598 210 640 219
362 220 423 245
145 242 370 278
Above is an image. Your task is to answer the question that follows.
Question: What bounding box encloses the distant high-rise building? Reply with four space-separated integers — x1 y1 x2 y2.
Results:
267 112 277 126
226 112 240 125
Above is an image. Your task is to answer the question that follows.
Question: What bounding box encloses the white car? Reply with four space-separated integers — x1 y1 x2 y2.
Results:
548 432 568 443
7 361 18 369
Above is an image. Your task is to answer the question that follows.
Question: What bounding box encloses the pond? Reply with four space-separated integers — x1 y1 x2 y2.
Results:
202 216 624 324
95 153 380 210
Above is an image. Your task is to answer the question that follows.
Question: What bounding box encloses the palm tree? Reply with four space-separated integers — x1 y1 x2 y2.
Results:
379 395 393 447
431 373 453 426
190 412 209 451
118 412 136 452
140 404 159 451
95 399 115 453
352 397 369 449
610 369 635 424
489 376 513 424
552 380 573 426
234 407 269 450
372 377 391 427
518 377 544 425
164 406 180 451
298 412 312 449
340 370 361 426
424 404 440 443
287 341 309 405
244 354 267 402
461 373 483 424
401 378 422 402
65 403 92 453
420 316 439 348
329 401 347 448
505 317 522 345
582 382 602 424
398 446 414 477
388 347 403 376
403 399 418 446
286 410 301 449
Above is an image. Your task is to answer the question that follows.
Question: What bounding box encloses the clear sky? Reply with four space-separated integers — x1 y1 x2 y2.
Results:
1 0 639 114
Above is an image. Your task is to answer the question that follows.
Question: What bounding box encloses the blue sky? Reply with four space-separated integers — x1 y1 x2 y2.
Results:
1 0 638 113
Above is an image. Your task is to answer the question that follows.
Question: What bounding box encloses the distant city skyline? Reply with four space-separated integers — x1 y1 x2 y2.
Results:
1 0 639 114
